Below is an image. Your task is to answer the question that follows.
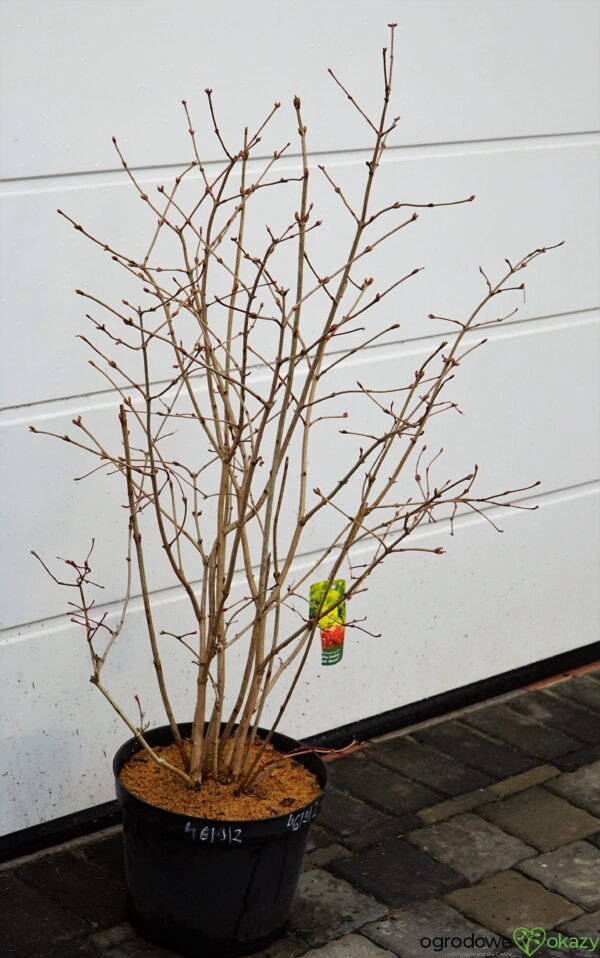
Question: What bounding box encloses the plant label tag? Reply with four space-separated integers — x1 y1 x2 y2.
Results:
309 579 346 666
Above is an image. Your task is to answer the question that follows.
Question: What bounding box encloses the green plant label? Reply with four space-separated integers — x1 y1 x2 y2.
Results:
310 579 346 666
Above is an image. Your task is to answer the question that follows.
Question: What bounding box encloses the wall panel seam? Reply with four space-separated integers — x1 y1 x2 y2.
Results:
1 131 599 193
2 307 598 419
2 479 598 643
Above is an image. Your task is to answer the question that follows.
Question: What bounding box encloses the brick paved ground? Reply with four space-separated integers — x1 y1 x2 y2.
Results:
1 666 600 958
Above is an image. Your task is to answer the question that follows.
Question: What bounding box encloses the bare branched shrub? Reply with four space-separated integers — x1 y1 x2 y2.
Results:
32 26 562 790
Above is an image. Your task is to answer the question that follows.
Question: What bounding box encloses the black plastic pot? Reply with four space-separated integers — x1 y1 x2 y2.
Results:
113 722 327 958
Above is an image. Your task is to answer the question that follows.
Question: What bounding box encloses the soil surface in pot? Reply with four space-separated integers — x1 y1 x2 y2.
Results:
119 737 321 819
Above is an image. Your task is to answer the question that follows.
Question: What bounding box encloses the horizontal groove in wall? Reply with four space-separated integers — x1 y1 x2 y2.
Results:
2 307 598 420
1 131 598 195
2 479 597 644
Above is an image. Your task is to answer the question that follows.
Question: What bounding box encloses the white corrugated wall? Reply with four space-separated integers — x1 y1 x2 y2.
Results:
1 0 599 835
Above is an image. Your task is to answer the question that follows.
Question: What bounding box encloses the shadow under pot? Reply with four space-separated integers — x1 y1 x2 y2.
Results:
113 722 327 958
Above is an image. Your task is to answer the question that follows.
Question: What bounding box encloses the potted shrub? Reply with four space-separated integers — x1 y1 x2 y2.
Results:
32 25 561 958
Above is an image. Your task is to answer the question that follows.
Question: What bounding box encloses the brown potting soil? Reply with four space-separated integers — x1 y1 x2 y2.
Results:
119 737 321 820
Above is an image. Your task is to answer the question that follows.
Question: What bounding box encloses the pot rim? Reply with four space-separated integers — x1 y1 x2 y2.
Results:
113 721 328 829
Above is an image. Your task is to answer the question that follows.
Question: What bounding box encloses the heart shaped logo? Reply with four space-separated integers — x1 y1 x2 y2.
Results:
513 927 547 956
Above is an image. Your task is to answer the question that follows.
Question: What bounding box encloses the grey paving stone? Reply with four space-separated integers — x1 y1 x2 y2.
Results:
489 764 559 798
329 837 463 908
508 691 600 745
289 867 386 948
588 831 600 849
417 788 494 825
362 900 514 958
327 757 438 816
505 947 591 958
406 812 535 882
498 942 592 958
305 843 352 869
545 759 600 816
518 840 600 910
412 721 535 778
545 949 595 958
105 938 180 957
478 786 600 851
0 873 88 954
302 934 393 956
546 945 599 958
558 909 600 937
36 938 100 958
317 787 394 839
552 676 600 713
253 934 309 958
89 922 137 951
450 949 520 958
500 941 575 958
553 743 600 772
444 869 582 936
83 832 125 881
368 736 493 797
16 850 127 929
342 814 421 852
306 825 336 853
0 934 99 958
463 704 580 759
